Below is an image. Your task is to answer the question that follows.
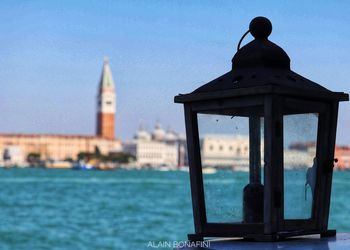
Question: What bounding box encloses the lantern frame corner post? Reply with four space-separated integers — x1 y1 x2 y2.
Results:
263 94 284 238
183 103 207 240
315 101 339 234
264 95 284 238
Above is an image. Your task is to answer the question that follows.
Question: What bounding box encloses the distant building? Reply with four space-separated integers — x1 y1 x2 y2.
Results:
200 135 250 167
2 145 25 166
200 136 316 169
335 146 350 169
0 58 121 162
123 122 187 167
0 134 121 161
288 143 350 170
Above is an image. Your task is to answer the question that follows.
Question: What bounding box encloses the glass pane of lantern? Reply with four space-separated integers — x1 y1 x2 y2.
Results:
283 113 318 219
197 112 264 223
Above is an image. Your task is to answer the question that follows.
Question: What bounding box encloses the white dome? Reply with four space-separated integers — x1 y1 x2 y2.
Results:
135 126 151 140
152 122 165 141
177 133 186 141
165 129 178 141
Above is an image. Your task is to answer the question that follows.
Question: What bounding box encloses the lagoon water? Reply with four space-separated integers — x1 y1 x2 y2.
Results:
0 168 349 250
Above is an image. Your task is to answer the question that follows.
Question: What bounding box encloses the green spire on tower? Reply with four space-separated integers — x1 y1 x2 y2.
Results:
99 57 115 90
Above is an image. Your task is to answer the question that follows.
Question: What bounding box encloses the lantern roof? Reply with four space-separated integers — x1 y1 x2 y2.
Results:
175 17 348 103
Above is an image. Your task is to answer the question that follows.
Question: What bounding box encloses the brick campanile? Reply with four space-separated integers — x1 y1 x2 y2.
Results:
96 57 116 140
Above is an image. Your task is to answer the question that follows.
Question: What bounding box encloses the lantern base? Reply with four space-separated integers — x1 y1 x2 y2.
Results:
187 234 203 242
187 229 336 242
176 233 349 250
321 229 337 238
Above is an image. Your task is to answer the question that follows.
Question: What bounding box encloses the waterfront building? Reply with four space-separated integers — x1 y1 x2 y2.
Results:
123 123 187 167
0 59 121 163
335 146 350 169
200 135 315 169
0 134 121 162
122 125 350 169
2 145 25 166
286 143 350 170
200 135 251 168
123 126 325 169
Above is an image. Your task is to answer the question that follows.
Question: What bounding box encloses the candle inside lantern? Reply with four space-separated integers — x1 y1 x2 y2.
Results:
243 116 264 223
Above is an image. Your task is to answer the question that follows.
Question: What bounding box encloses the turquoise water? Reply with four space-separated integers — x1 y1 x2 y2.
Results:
0 169 349 249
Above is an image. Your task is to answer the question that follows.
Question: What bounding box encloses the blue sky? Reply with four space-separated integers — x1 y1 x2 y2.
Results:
0 0 349 144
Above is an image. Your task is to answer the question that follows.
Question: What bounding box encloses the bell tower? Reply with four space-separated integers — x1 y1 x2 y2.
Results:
96 57 116 140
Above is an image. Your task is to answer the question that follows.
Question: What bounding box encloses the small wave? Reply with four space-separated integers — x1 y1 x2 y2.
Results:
204 179 238 184
332 179 350 185
0 177 184 185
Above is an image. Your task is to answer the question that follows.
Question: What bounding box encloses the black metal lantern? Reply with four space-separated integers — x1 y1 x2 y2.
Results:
174 17 349 241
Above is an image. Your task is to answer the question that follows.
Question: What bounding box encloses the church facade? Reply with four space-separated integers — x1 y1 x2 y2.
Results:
0 59 121 162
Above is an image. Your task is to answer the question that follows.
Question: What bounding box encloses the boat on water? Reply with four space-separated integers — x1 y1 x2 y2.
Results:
202 167 217 174
72 161 95 170
46 160 72 169
178 166 189 172
158 165 178 171
158 167 171 172
232 165 250 172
